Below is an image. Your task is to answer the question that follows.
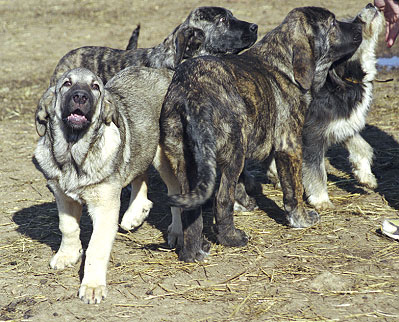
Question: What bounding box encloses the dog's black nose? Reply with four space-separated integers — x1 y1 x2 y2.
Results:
366 3 374 9
73 92 88 104
249 23 258 33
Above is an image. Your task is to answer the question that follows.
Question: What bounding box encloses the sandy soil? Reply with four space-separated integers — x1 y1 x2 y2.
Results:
2 0 399 321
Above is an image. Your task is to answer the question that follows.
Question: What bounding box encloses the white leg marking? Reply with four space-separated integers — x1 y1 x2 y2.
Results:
79 184 121 304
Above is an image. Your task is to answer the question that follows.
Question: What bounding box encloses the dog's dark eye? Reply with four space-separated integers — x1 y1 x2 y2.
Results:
92 83 100 91
63 80 72 87
331 19 337 28
219 16 226 24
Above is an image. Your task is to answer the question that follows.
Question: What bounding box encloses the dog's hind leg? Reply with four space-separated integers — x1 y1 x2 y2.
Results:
344 133 377 189
302 133 334 211
215 156 248 247
120 174 153 231
50 190 83 270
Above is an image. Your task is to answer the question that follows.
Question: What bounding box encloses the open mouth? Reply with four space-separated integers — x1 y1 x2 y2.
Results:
65 109 89 128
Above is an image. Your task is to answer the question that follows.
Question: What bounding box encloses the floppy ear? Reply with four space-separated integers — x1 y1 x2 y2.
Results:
103 90 119 127
183 28 205 58
174 26 205 66
292 34 315 91
35 86 55 137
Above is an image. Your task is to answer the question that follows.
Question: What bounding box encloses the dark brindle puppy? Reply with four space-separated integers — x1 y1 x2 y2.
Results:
266 4 383 210
50 6 258 85
159 7 362 262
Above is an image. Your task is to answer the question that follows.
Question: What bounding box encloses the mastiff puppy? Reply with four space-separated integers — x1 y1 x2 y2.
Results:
301 3 383 209
34 67 172 304
159 7 362 262
50 6 258 85
266 4 383 210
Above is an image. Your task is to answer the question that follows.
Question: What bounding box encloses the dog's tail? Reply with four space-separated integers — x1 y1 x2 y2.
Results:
167 100 217 209
126 24 140 50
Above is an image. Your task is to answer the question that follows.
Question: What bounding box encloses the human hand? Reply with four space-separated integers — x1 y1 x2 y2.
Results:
375 0 399 47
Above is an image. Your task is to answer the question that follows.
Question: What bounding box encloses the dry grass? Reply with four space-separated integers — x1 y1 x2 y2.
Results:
2 0 399 321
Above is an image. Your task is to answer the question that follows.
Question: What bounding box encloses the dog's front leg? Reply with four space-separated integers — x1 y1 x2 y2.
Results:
275 150 320 228
234 167 259 211
50 190 83 270
80 184 121 304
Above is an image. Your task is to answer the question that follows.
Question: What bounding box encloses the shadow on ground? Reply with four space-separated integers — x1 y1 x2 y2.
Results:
328 124 399 210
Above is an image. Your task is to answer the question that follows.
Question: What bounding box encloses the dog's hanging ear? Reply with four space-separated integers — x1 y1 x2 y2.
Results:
183 28 205 59
174 26 205 66
292 24 315 91
35 86 55 137
103 90 119 128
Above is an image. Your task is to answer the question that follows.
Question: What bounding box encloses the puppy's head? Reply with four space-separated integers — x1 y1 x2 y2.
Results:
282 7 362 91
36 68 117 138
57 68 103 133
351 3 383 43
185 6 258 55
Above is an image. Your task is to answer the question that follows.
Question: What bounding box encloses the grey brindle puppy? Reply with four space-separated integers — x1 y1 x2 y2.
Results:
50 6 258 85
158 7 362 262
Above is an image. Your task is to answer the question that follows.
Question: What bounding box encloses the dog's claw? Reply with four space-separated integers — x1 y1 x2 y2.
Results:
217 228 248 247
79 284 107 304
178 238 210 262
50 248 83 270
288 209 320 228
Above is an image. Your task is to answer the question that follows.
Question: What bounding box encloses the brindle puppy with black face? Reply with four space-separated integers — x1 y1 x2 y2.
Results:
158 7 362 262
50 6 258 85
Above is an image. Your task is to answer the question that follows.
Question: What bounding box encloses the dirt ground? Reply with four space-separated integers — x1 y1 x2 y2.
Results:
2 0 399 321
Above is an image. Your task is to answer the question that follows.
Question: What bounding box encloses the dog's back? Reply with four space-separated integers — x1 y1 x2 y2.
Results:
50 46 150 86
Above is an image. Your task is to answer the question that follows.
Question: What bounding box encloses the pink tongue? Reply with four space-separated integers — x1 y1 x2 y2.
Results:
68 114 87 124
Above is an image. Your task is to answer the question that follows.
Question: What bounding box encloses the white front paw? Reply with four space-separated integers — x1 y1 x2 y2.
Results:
50 248 83 270
79 284 107 304
120 199 153 230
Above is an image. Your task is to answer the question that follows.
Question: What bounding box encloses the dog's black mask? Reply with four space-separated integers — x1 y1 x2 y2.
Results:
328 20 362 61
62 83 95 132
